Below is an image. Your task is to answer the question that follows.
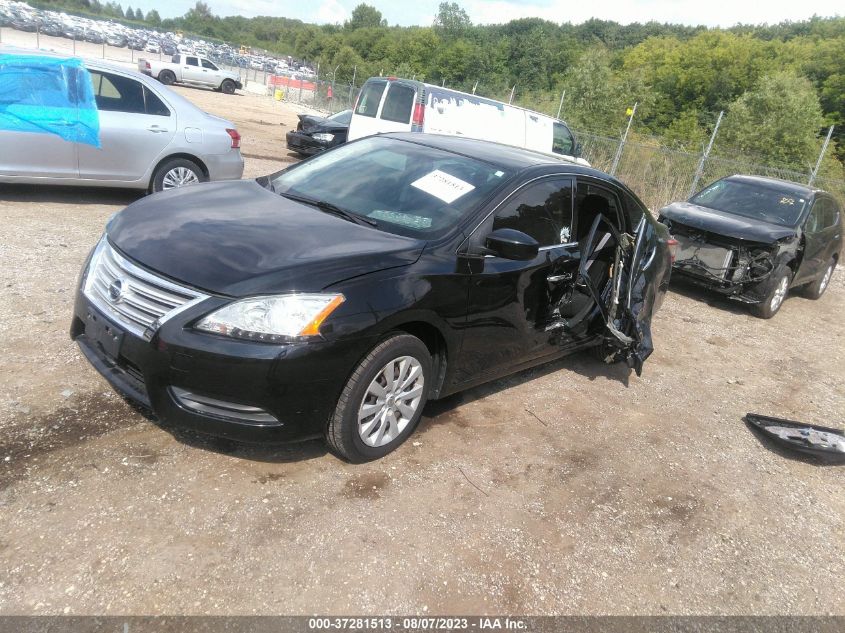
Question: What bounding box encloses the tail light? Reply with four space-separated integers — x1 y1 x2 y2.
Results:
412 102 425 129
667 237 679 263
226 128 241 149
144 61 151 69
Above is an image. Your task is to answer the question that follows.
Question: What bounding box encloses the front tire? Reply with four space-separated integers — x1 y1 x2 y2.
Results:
802 258 836 300
159 70 175 86
150 158 204 193
749 264 792 319
326 334 432 462
221 79 235 94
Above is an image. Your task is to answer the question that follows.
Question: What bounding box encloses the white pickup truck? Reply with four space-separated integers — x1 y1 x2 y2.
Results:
139 54 243 94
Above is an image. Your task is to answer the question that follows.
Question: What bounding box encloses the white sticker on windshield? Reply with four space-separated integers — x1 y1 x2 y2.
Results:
411 170 475 204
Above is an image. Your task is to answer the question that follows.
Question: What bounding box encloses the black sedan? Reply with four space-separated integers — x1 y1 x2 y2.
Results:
659 175 841 318
285 109 351 156
71 134 672 461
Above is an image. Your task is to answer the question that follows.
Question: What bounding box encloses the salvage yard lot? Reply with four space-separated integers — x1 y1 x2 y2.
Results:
1 86 844 615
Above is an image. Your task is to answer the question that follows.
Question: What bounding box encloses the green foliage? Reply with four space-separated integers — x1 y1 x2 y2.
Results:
433 2 471 40
145 8 160 25
717 72 826 169
345 4 385 30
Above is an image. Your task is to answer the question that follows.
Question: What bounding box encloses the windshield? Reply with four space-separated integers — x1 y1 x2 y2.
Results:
690 179 808 226
269 137 512 238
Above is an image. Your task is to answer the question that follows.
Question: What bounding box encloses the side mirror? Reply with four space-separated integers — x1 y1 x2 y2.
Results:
485 228 540 261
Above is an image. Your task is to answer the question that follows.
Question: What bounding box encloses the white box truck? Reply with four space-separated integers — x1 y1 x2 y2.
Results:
348 77 588 165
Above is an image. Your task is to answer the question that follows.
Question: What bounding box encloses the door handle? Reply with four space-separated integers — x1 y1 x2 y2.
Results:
147 126 169 133
547 272 573 282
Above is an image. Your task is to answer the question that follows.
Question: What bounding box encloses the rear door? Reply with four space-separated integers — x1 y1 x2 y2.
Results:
797 196 839 283
77 70 176 184
348 79 418 141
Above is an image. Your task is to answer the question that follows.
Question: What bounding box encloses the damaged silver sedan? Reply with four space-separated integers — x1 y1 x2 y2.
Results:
658 175 842 318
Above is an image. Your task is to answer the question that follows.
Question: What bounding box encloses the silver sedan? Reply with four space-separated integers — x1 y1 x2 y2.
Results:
0 49 244 192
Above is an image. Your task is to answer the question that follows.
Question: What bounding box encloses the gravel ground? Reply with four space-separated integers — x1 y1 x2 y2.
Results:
0 54 844 616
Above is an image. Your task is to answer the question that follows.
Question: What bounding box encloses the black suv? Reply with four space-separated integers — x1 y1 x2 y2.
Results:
658 175 841 318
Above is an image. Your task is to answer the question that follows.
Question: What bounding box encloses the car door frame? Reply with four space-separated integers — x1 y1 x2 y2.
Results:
796 194 840 285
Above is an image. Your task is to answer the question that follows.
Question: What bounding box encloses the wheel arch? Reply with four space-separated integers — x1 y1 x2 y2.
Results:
148 153 209 189
387 321 449 400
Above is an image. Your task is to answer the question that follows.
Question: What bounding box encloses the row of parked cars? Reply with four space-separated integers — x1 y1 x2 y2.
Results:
0 47 839 462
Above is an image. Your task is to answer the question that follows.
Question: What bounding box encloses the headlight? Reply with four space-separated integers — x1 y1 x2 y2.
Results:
312 132 334 142
196 293 344 342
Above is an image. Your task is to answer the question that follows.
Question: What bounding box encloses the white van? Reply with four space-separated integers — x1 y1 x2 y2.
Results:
348 77 588 165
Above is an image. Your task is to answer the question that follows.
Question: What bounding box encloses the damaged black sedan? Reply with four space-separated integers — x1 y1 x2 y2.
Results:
72 134 671 462
659 175 842 318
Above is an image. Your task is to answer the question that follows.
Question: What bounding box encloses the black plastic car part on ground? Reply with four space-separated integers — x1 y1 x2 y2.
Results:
745 413 845 462
658 175 842 318
285 110 351 156
71 133 672 461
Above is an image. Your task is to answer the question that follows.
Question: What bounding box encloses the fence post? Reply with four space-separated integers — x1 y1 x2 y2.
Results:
689 110 724 196
36 25 40 48
809 125 835 186
610 102 637 177
556 89 565 119
508 85 515 104
472 80 478 95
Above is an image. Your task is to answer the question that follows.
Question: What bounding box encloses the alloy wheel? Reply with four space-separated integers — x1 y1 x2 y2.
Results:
358 355 425 447
819 264 834 295
162 167 200 190
770 275 789 312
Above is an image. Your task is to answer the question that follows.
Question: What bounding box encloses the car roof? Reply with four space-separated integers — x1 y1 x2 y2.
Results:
724 174 822 197
381 132 612 177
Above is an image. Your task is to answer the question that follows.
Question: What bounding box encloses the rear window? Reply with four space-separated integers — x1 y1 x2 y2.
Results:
89 70 144 114
354 80 386 118
143 86 170 116
381 83 415 124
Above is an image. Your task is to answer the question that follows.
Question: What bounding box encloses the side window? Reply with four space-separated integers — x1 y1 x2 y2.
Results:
88 70 145 114
492 178 574 247
381 83 416 124
143 86 170 116
186 57 199 67
552 122 574 156
829 200 841 228
201 59 217 70
622 190 646 229
806 200 825 233
575 181 622 241
354 80 386 118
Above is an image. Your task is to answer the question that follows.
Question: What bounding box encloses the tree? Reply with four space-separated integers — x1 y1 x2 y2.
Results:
124 5 133 19
145 9 161 25
345 4 385 30
717 72 826 168
433 2 471 40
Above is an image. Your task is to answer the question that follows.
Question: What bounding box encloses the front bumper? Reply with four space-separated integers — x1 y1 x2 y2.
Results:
70 289 369 443
670 265 767 304
285 130 330 155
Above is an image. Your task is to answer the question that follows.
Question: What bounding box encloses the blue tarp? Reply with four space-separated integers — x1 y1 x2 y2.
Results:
0 54 100 147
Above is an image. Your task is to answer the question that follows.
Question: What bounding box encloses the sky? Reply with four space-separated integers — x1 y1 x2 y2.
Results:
128 0 844 27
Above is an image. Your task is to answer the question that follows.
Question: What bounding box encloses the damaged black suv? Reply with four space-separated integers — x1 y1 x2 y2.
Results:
658 175 842 318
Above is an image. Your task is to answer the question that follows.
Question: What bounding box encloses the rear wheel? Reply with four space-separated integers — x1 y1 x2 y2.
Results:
221 79 236 94
150 158 204 193
749 264 791 319
158 70 175 86
326 334 431 462
802 258 836 300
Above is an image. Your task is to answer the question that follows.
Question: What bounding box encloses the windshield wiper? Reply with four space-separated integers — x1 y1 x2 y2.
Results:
280 192 377 228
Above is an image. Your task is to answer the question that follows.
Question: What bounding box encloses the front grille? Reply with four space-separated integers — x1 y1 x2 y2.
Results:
83 237 209 339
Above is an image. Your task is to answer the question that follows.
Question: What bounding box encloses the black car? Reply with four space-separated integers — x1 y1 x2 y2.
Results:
71 134 672 461
285 109 352 156
659 175 841 318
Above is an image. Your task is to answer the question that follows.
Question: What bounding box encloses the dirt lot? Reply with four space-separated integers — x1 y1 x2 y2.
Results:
1 79 844 616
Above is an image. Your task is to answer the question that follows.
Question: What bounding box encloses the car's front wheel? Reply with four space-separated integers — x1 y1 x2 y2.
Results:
150 158 205 193
326 334 431 462
802 257 836 300
749 264 792 319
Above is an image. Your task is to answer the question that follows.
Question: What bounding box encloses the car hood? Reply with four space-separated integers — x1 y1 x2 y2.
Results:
107 180 425 296
297 114 347 133
659 202 796 243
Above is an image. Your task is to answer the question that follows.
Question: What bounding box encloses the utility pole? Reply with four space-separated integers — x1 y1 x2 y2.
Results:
689 110 724 196
610 102 637 176
809 125 835 186
556 90 565 119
